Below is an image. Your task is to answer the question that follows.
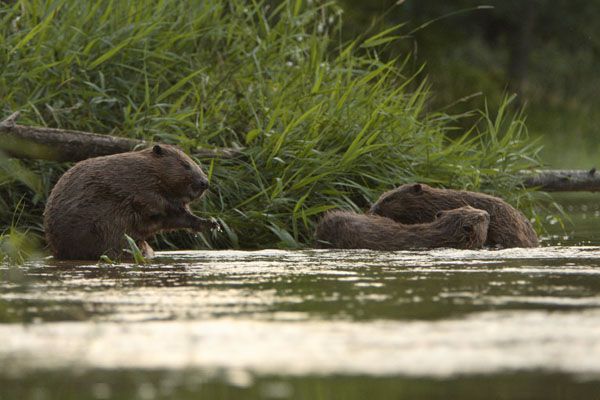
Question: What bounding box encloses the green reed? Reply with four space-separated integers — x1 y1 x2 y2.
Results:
0 0 542 254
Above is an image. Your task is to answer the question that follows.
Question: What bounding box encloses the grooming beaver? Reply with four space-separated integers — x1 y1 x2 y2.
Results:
315 206 489 250
44 144 218 260
369 183 538 248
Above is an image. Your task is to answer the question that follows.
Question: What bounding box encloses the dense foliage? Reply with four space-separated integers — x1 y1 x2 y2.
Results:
0 0 542 256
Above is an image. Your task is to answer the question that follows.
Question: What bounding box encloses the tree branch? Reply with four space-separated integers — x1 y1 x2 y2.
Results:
0 112 242 162
522 168 600 192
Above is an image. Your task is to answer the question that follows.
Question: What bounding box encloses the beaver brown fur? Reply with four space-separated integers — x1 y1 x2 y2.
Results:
315 206 489 250
369 183 538 248
44 144 218 260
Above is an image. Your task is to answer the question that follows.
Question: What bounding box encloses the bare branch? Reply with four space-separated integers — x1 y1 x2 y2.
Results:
0 115 242 162
522 169 600 192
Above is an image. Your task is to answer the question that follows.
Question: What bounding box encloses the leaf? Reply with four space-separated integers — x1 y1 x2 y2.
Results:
124 234 147 264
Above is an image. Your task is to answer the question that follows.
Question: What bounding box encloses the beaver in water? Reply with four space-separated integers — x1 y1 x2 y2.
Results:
369 183 538 248
315 206 489 250
44 144 218 260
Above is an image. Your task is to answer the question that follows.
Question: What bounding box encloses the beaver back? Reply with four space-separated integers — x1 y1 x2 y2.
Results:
369 183 538 248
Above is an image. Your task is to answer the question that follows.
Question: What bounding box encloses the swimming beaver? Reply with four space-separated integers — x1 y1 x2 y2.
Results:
44 144 218 260
315 206 489 250
369 183 538 248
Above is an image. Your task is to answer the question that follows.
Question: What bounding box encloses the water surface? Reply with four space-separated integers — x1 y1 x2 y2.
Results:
2 244 600 399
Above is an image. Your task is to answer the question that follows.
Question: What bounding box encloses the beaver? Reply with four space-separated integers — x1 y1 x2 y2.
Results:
315 206 489 250
369 183 539 248
44 144 218 260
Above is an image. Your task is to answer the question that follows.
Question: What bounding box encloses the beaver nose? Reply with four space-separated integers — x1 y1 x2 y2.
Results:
192 180 209 192
368 204 379 214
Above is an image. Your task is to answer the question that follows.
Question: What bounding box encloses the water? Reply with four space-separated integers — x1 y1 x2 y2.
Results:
1 195 600 399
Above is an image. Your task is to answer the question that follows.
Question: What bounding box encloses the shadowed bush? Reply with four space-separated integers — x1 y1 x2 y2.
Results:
0 0 541 252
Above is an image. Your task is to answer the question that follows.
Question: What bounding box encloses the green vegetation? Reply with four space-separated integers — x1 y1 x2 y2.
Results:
0 0 542 255
123 234 147 264
339 0 600 168
0 130 45 262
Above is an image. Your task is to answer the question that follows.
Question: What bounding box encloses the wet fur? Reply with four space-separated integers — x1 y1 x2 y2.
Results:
44 144 215 260
315 206 489 250
370 183 538 248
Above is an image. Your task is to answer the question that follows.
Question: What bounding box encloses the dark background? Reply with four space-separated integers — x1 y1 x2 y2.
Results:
339 0 600 167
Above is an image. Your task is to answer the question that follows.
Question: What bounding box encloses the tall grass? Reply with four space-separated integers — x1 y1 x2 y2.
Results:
0 0 542 253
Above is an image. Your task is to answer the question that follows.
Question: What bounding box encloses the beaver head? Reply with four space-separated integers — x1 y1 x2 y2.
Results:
369 183 448 223
434 206 490 249
147 144 209 203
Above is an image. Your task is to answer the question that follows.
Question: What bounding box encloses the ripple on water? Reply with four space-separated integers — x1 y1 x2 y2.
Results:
2 247 600 380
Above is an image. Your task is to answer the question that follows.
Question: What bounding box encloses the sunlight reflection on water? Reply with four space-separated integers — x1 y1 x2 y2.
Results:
2 247 600 381
2 310 600 377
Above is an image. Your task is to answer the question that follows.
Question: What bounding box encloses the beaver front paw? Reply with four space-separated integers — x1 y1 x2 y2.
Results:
192 217 221 232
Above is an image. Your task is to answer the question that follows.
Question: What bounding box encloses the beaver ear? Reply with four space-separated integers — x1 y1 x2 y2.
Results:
412 183 422 193
463 225 474 233
152 144 163 156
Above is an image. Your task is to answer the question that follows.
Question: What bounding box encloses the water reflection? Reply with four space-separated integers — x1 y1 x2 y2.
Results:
3 248 600 324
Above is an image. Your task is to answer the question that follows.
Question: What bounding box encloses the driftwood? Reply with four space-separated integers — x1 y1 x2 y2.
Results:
522 168 600 192
0 111 241 162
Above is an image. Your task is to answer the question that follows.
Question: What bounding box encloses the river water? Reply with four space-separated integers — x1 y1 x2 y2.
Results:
1 194 599 399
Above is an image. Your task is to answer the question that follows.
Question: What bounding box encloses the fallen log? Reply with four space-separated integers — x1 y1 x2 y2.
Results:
522 168 600 192
2 113 600 192
0 112 241 162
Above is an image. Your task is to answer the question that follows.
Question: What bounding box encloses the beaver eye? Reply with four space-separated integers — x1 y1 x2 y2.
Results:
181 162 191 171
